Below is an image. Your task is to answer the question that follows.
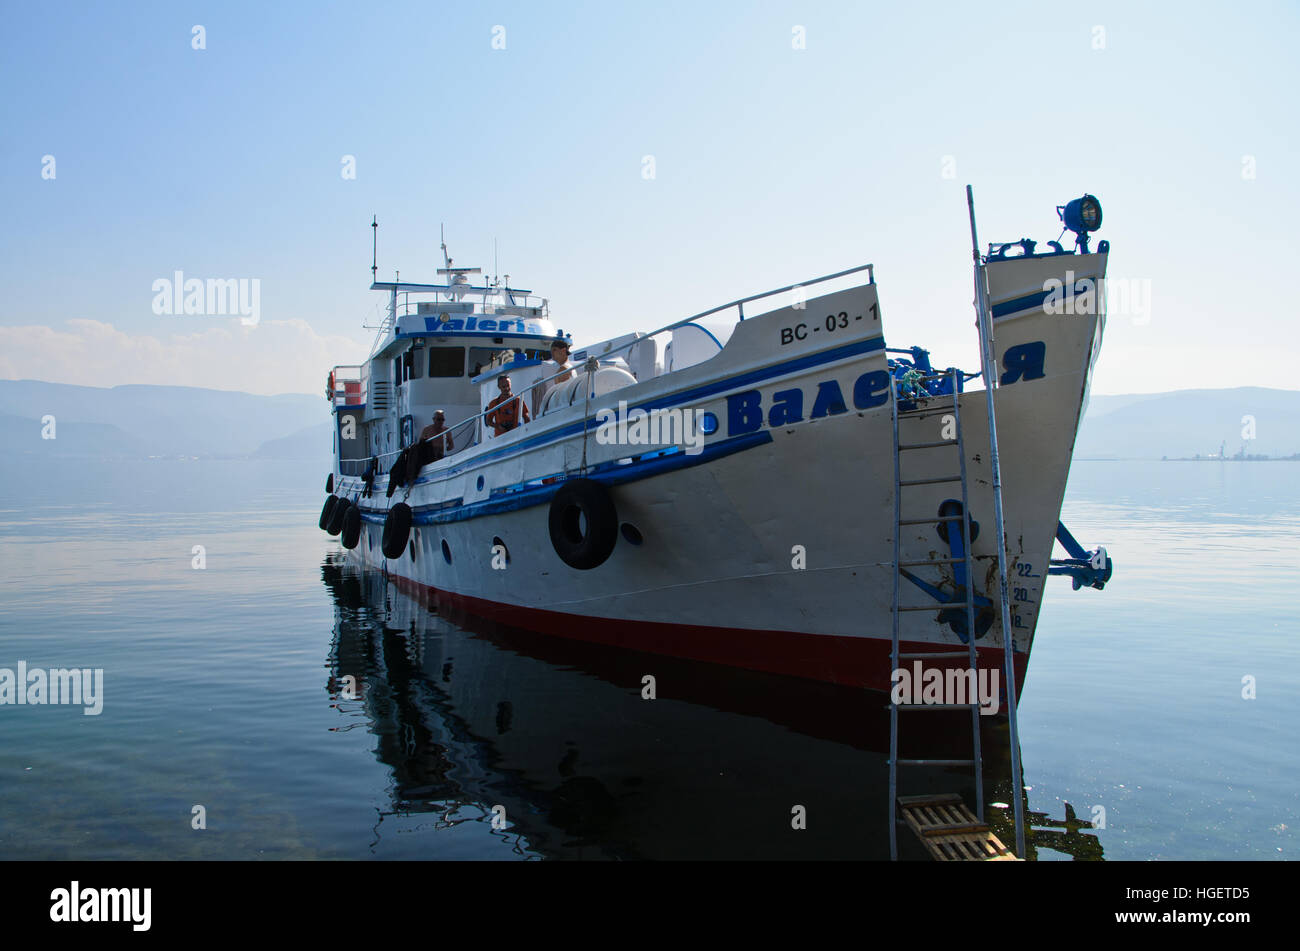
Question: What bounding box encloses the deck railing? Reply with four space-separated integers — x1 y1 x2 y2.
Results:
394 291 549 320
334 263 875 480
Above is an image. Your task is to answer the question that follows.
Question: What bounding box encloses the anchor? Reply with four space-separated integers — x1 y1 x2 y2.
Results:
1048 522 1113 590
899 499 995 643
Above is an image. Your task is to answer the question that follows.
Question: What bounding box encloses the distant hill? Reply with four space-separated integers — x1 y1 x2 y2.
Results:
0 412 151 458
252 421 334 460
0 380 327 458
1077 387 1300 459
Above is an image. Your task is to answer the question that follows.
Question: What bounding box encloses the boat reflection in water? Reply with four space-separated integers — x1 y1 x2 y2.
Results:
320 554 1102 860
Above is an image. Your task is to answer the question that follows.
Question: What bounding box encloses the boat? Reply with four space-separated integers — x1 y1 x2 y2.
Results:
320 194 1113 696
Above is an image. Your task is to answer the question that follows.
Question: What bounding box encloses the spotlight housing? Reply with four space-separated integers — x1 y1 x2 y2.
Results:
1063 194 1102 233
1057 193 1103 251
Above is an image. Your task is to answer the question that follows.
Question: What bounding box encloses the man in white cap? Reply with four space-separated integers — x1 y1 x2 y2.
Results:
533 338 574 416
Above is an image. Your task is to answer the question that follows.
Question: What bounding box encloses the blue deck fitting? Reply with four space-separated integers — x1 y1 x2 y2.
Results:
1049 521 1114 590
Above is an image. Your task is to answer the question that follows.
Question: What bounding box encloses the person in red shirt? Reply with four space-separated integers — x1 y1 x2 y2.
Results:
485 374 530 436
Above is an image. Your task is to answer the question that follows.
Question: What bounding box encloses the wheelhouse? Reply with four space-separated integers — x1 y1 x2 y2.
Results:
327 269 570 472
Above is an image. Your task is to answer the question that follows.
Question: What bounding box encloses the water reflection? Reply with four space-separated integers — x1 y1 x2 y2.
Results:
320 554 1102 860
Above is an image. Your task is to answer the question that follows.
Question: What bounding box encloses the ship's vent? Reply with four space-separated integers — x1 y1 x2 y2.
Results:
370 381 391 412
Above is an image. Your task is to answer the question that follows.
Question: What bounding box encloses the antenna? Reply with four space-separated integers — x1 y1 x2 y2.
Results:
494 238 499 287
440 223 451 271
370 215 378 283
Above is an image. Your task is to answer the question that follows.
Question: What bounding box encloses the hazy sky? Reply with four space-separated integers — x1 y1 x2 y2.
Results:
2 1 1296 396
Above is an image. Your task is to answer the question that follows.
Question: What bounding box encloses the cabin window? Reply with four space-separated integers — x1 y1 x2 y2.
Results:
468 347 509 377
408 347 423 379
428 347 465 377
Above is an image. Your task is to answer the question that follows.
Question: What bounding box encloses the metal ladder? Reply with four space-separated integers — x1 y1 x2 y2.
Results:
885 185 1030 861
887 368 987 861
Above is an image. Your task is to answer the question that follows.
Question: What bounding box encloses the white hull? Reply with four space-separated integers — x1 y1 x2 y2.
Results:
328 250 1108 692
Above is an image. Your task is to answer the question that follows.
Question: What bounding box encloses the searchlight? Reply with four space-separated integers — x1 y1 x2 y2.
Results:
1057 194 1103 252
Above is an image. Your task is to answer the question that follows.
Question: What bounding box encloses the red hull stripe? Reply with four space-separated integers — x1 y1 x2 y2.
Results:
385 571 1028 695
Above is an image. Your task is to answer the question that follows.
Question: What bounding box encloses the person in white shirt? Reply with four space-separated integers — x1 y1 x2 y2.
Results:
533 338 574 416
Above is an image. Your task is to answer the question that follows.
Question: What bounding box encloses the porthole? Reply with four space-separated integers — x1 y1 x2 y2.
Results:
409 539 416 561
492 536 510 564
477 475 486 491
621 523 643 546
699 411 719 435
441 539 452 564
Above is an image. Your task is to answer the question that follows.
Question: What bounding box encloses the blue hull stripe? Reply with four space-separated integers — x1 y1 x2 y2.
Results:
359 430 774 526
991 278 1097 320
410 333 884 484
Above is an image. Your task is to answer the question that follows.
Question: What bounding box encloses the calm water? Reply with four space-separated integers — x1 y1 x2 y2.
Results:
0 457 1295 860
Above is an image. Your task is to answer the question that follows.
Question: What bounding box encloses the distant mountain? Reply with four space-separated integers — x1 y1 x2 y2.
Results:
1081 393 1166 418
1077 387 1300 459
0 412 151 458
0 380 327 458
252 421 333 460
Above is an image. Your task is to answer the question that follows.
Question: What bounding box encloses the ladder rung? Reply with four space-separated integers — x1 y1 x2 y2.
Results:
898 440 959 450
899 476 962 486
898 557 967 566
897 793 965 807
897 603 970 612
895 759 977 767
898 651 971 659
898 515 966 525
922 822 991 837
894 703 981 711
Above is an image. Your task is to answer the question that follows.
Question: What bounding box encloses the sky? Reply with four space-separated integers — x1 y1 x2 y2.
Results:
2 0 1297 396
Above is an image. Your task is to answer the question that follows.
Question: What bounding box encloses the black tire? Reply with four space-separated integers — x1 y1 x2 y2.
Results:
327 497 350 536
325 472 334 494
319 495 338 530
548 479 618 570
382 502 412 559
341 504 362 549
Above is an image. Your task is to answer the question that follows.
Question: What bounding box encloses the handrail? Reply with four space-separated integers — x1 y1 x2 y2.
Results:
688 263 874 323
337 263 877 479
391 288 549 318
